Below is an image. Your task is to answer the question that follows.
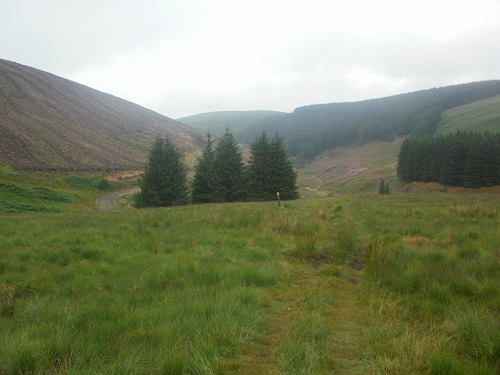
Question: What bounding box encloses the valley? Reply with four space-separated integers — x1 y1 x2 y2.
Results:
0 60 499 374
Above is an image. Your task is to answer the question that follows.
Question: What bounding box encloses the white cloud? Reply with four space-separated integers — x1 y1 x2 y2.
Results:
2 0 500 117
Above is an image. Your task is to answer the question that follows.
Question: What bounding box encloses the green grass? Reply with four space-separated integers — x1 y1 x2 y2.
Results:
0 164 119 212
177 110 283 137
437 95 500 135
350 194 499 373
0 194 498 374
63 175 111 191
0 182 72 212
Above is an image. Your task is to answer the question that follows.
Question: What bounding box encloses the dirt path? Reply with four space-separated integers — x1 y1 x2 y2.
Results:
98 188 139 210
231 263 367 374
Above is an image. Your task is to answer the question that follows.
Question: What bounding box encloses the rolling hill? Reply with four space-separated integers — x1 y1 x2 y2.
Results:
296 93 500 197
436 95 500 135
0 59 206 172
235 81 500 161
177 110 284 137
2 58 498 195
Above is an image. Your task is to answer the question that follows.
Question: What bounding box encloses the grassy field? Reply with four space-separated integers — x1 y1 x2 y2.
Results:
437 95 500 135
1 192 498 374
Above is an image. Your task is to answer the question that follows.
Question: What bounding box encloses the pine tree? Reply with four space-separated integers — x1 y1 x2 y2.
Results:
214 128 245 202
269 134 299 200
192 133 219 203
134 137 188 207
385 181 391 194
378 179 386 194
247 132 299 201
378 179 391 195
247 131 272 200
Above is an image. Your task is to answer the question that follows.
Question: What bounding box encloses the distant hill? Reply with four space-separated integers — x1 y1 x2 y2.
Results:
436 95 500 135
297 93 500 196
0 59 206 172
177 110 284 137
236 81 500 161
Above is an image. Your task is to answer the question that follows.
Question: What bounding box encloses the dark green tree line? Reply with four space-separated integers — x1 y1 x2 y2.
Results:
138 130 300 207
397 132 500 187
247 132 299 200
237 81 500 162
192 130 299 203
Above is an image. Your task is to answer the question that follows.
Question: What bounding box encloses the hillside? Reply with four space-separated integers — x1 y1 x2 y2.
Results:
297 138 403 197
296 94 500 196
177 110 283 137
236 81 500 161
436 95 500 134
0 59 206 172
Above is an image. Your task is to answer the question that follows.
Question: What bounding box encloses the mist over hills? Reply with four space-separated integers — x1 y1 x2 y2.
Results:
0 59 206 172
177 110 284 137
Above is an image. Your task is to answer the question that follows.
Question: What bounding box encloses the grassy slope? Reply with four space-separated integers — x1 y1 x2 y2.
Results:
0 194 498 374
177 110 284 137
297 138 403 197
0 163 119 212
436 95 500 135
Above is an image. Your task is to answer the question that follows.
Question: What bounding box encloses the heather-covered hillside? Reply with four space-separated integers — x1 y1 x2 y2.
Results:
0 59 205 172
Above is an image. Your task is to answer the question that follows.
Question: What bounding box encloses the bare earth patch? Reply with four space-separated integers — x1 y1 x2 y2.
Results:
106 170 143 183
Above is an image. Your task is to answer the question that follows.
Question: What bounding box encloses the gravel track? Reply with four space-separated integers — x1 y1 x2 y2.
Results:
98 188 139 211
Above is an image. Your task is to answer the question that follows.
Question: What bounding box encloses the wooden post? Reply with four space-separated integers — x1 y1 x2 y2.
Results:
277 191 281 207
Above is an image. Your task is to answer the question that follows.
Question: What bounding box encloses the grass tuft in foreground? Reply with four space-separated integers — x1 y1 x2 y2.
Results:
0 193 498 374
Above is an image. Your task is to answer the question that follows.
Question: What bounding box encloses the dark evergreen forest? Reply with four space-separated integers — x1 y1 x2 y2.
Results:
237 81 500 161
192 130 299 204
397 132 500 187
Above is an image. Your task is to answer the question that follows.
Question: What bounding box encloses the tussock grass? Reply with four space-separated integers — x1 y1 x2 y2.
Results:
449 201 498 219
351 194 499 374
0 202 294 373
0 193 498 373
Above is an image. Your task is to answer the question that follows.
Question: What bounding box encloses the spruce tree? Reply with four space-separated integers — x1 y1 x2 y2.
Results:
378 179 386 195
385 181 391 194
247 131 272 200
134 137 188 207
269 134 299 200
247 132 299 201
192 133 219 203
378 179 391 195
214 128 245 202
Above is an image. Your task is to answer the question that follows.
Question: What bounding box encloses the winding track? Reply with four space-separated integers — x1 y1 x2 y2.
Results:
98 188 139 210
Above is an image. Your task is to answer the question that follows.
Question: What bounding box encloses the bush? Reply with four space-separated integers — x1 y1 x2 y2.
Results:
63 176 111 191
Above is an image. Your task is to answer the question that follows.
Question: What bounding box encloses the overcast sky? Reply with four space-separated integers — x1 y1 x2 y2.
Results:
2 0 500 118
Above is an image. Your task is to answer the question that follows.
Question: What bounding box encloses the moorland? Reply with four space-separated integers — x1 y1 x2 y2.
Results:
0 60 499 374
1 191 498 374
